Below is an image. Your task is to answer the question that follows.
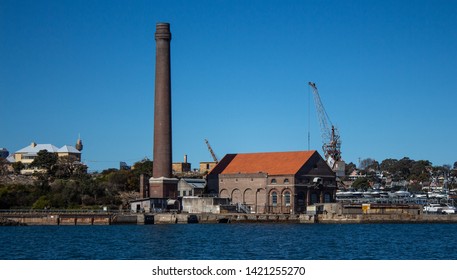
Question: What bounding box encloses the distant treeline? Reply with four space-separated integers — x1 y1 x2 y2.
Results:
346 157 457 191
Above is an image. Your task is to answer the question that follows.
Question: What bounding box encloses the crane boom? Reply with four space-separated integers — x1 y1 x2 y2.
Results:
205 139 218 163
308 82 342 169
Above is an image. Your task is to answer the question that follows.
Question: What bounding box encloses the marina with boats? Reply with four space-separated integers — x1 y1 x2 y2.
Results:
336 188 457 215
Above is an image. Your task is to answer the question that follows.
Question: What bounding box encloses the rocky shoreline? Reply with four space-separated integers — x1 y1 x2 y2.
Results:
0 217 27 226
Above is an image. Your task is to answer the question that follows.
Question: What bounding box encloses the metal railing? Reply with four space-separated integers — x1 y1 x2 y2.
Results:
236 203 251 213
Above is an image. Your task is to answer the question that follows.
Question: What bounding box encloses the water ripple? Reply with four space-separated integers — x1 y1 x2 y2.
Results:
1 223 457 260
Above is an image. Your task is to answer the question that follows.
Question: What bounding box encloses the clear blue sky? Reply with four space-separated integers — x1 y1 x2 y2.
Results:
1 0 456 172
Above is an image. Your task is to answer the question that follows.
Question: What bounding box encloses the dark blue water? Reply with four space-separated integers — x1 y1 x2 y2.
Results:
1 223 457 260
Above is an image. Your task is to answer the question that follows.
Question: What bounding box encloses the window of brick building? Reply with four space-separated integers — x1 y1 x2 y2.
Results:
272 192 277 206
284 178 289 184
311 193 318 204
271 179 277 184
324 193 331 203
284 192 291 206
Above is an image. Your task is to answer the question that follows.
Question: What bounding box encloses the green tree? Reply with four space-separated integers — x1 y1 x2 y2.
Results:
359 158 379 171
54 155 87 179
132 160 153 177
30 150 58 175
381 157 414 180
0 184 40 208
408 181 423 193
0 158 9 175
0 186 13 208
409 160 431 182
97 168 140 192
351 177 370 190
60 180 82 207
105 170 129 191
12 161 25 174
32 195 51 209
380 158 398 174
345 162 357 176
397 157 414 179
34 173 51 196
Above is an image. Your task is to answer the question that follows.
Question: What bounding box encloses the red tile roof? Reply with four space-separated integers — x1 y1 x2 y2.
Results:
219 150 317 175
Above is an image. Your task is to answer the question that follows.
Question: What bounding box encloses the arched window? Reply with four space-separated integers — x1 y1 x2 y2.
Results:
324 193 331 203
297 191 306 210
284 192 291 206
272 192 278 206
311 193 318 204
271 178 277 184
284 178 289 184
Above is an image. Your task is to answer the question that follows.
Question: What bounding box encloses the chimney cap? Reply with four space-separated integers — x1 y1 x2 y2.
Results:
155 22 171 40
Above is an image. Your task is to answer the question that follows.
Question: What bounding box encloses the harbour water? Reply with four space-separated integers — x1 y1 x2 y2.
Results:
1 223 457 260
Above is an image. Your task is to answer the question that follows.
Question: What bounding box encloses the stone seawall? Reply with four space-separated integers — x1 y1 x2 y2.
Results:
141 213 457 224
2 212 457 225
1 214 111 225
150 214 316 224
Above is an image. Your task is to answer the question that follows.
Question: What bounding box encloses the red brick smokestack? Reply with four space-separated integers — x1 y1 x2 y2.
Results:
150 22 178 199
153 22 172 179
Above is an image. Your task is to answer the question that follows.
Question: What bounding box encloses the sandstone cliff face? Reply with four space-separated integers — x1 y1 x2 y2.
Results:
0 174 36 185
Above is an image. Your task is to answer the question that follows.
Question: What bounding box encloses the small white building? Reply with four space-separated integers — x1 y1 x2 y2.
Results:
129 198 171 213
178 178 206 197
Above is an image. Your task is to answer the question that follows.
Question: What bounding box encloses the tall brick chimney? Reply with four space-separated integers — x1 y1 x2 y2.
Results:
149 22 178 198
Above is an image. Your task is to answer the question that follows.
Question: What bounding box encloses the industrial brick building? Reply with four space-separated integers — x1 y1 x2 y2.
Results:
172 155 191 173
207 150 337 214
199 161 217 174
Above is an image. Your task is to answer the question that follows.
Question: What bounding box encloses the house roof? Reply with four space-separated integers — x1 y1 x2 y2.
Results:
15 143 80 155
57 145 81 154
217 150 317 176
180 178 206 189
16 144 59 154
6 155 15 163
